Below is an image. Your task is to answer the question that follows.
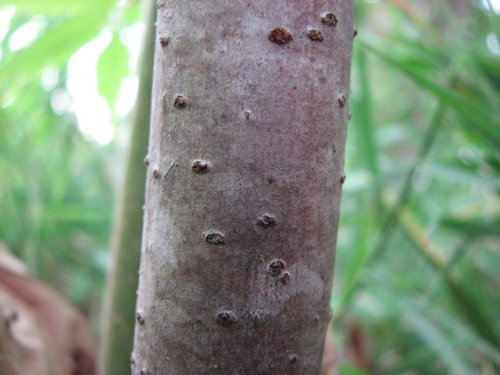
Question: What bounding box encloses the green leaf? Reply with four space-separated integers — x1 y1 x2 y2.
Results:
351 47 381 197
422 164 500 189
337 211 372 309
441 217 500 239
370 287 476 375
9 0 115 15
339 363 369 375
444 270 500 347
403 307 473 375
432 299 500 366
1 11 107 83
361 41 500 150
97 32 129 106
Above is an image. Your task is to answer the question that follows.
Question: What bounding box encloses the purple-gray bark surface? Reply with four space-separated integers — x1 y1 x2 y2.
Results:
133 1 353 374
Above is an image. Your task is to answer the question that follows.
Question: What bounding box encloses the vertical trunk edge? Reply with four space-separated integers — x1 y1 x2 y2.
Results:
100 0 156 373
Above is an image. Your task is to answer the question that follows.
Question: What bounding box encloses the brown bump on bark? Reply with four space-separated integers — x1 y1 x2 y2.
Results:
280 272 291 285
353 28 358 38
216 311 237 326
268 259 285 276
204 231 225 244
337 95 347 107
288 354 298 364
340 174 346 184
268 26 293 45
159 36 169 47
321 12 338 27
257 213 276 228
192 160 209 173
136 311 145 325
152 169 161 179
173 94 189 108
144 156 150 166
306 27 324 41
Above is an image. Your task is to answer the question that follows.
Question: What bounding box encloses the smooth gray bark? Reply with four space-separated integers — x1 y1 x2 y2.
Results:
133 1 353 374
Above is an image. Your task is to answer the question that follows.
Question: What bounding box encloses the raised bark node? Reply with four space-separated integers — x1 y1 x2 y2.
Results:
203 231 225 244
159 36 169 47
151 168 161 179
340 173 347 184
321 12 338 27
191 159 209 173
280 271 291 285
257 213 276 228
135 311 145 325
268 259 285 276
338 95 347 107
268 26 293 45
306 27 325 41
173 94 189 108
216 311 238 326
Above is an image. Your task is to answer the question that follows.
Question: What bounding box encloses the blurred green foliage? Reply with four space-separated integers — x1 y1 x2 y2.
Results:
0 0 498 374
334 1 500 374
0 0 140 308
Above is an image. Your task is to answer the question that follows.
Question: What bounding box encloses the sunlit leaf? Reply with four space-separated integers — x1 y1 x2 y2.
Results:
97 32 129 107
2 11 107 83
9 0 115 15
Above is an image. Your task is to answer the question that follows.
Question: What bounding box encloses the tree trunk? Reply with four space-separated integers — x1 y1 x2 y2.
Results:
133 1 353 374
100 1 156 374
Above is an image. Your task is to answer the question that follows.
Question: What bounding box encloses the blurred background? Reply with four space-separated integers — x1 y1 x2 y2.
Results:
0 0 498 374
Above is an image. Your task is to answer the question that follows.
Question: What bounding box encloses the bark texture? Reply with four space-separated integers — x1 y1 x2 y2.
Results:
133 1 353 374
100 1 156 374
